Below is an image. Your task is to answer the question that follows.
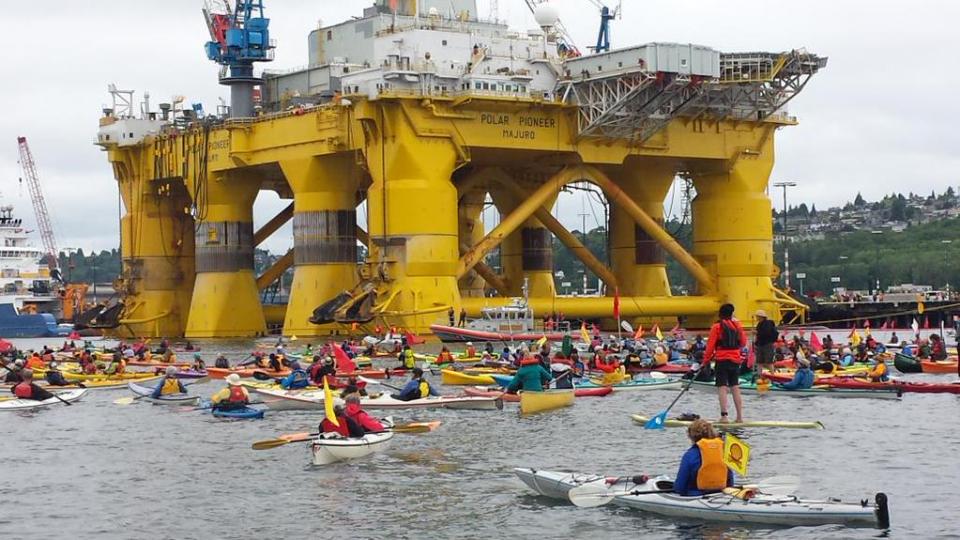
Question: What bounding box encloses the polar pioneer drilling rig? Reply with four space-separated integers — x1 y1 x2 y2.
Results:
95 0 826 338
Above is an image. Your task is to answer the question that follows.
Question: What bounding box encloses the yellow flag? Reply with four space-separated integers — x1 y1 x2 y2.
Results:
580 324 590 343
851 329 861 347
918 301 925 315
536 335 548 348
724 432 750 476
654 324 664 341
323 376 339 427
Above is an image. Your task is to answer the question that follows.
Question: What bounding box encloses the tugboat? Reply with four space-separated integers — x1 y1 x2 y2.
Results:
430 298 570 343
0 204 64 337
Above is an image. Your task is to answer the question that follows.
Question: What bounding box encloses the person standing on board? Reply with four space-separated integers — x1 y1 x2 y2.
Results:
753 310 778 379
704 303 747 423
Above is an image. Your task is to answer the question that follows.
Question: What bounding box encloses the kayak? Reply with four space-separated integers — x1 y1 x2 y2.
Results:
311 431 395 465
63 371 158 382
893 353 922 374
519 389 574 415
254 387 504 411
1 375 164 391
513 468 889 529
212 407 265 419
690 380 902 400
921 360 958 374
153 368 208 380
812 377 960 394
463 386 612 401
127 381 201 406
0 388 88 411
629 414 825 430
576 377 682 392
441 369 496 386
206 367 291 380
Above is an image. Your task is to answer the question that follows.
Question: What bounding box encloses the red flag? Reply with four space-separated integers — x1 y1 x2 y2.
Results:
404 330 425 345
592 323 600 338
880 320 888 330
633 324 643 340
810 332 823 352
924 316 931 329
332 344 357 372
669 322 680 334
864 320 871 329
612 288 621 320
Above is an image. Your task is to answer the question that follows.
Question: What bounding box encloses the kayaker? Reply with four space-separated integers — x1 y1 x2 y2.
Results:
192 354 206 371
888 332 899 345
344 394 384 432
778 356 814 390
704 303 747 423
211 373 250 410
866 357 889 382
215 353 230 369
104 354 126 375
839 347 855 367
505 355 553 393
151 367 187 398
464 342 477 358
435 346 455 365
280 369 310 390
930 334 947 360
267 353 283 372
44 361 71 387
392 367 438 401
3 359 24 383
320 404 365 438
674 419 734 496
11 369 55 401
398 344 416 370
753 310 778 377
25 352 46 370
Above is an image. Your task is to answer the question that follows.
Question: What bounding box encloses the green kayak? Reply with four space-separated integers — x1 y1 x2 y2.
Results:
630 414 825 430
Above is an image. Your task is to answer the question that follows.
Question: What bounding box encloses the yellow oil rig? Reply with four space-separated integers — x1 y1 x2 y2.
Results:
94 0 824 338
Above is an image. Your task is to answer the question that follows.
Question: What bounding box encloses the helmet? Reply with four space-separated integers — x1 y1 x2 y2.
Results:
225 373 242 386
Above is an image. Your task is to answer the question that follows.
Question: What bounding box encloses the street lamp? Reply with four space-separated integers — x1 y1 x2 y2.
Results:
773 181 797 290
942 240 952 289
871 230 883 294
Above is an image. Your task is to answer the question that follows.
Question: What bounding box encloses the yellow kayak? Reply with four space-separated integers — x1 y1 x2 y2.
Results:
441 369 497 386
519 389 575 415
62 371 158 382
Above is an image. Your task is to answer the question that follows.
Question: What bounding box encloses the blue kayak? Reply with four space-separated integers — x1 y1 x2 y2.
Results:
212 407 265 419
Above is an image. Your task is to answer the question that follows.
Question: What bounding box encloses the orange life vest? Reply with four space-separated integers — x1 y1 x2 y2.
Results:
695 438 727 491
228 385 248 403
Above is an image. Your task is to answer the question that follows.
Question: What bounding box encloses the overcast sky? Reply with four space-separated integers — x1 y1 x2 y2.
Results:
3 0 957 254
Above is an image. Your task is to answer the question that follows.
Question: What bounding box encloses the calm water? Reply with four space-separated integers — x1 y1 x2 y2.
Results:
2 337 959 539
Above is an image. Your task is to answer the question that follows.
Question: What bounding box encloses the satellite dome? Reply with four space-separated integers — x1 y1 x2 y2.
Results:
533 3 560 28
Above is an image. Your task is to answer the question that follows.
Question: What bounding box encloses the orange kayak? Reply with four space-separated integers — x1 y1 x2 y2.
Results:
921 360 959 374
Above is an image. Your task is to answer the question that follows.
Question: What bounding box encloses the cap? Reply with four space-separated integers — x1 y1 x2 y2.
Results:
755 309 768 318
225 373 242 386
165 366 178 376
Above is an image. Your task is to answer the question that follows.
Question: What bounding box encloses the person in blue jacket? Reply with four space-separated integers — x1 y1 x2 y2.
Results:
778 355 814 390
280 369 309 390
674 419 734 496
392 368 439 401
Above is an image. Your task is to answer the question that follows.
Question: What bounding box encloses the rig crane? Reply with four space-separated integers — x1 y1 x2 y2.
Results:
202 0 274 117
15 137 60 272
524 1 622 56
587 0 621 53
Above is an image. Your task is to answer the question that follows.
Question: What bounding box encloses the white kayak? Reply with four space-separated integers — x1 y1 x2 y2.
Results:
255 387 503 411
127 381 201 406
311 431 395 466
0 388 88 411
690 380 902 400
513 468 889 529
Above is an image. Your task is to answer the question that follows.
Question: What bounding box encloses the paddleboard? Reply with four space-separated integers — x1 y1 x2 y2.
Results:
630 414 824 430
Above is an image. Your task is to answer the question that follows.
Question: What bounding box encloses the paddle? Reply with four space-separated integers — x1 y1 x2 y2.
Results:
49 392 73 406
644 363 703 429
358 375 402 392
568 474 800 508
251 421 441 450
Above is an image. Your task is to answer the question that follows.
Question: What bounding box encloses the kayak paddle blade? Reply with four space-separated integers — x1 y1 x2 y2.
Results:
113 396 136 406
620 320 634 333
644 411 667 430
251 438 293 450
567 481 618 508
392 421 441 434
756 475 801 496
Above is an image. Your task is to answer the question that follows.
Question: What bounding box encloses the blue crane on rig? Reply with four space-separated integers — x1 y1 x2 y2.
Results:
588 0 622 53
202 0 275 117
523 1 622 56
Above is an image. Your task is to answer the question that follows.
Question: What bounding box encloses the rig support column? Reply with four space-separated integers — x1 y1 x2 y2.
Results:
608 160 675 300
493 186 557 298
280 154 358 336
364 106 461 333
114 171 195 338
458 186 489 298
185 172 266 337
692 147 777 326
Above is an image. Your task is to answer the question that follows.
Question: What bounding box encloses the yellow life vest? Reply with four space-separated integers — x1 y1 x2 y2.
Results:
403 350 415 369
161 378 182 395
695 438 727 491
418 380 430 399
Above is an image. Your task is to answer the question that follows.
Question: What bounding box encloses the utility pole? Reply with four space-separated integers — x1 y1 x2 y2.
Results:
773 181 797 291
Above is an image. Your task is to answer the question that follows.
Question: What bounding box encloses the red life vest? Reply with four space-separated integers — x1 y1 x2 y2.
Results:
13 382 34 399
321 417 349 437
228 385 247 403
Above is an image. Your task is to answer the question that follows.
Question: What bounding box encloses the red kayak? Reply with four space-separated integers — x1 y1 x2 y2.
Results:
626 363 692 375
463 386 613 401
766 373 960 394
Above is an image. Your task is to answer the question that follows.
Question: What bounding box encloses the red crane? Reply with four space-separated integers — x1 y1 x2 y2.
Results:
15 136 59 269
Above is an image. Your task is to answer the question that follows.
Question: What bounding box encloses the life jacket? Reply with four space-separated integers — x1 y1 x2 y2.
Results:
13 382 34 399
160 378 182 395
869 362 888 382
321 417 349 437
465 347 476 358
402 350 415 369
436 351 454 364
520 356 540 366
695 438 728 491
717 320 741 350
281 370 309 390
228 385 248 403
418 379 431 399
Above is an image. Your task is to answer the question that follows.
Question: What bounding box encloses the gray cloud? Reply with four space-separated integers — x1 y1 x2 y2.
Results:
4 1 955 254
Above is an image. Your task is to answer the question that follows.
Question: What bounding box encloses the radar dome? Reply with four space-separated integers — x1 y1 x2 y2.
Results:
533 3 560 28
